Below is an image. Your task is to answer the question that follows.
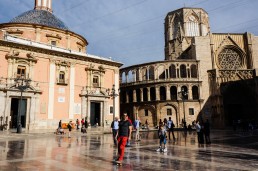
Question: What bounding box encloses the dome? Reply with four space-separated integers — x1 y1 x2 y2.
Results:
9 10 68 30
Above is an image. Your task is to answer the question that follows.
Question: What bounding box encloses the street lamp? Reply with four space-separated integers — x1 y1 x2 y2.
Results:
106 84 119 123
178 88 188 129
14 75 31 133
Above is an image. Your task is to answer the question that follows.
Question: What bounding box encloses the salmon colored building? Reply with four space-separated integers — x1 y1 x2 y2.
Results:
0 0 122 131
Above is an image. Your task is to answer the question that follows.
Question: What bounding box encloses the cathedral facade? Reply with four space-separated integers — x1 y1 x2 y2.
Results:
120 7 258 128
0 0 122 130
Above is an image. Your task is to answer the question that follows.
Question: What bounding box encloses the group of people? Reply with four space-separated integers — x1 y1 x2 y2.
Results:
195 119 211 144
110 115 178 164
156 117 176 152
110 113 133 164
56 118 89 138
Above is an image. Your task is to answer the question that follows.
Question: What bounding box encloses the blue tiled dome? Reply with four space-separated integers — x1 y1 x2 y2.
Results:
10 10 68 30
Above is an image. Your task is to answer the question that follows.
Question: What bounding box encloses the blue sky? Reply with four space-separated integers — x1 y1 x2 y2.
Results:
1 0 258 67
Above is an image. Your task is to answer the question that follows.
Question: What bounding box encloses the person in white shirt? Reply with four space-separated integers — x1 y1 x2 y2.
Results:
167 117 176 141
111 117 119 145
134 117 141 141
196 121 204 144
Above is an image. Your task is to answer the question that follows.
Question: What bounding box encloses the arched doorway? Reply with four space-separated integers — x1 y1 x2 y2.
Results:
222 82 256 126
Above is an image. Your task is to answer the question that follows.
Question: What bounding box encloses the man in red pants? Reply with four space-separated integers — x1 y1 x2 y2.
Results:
116 113 132 164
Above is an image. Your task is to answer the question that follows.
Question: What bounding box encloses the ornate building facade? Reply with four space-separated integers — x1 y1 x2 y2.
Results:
120 7 258 128
0 0 122 130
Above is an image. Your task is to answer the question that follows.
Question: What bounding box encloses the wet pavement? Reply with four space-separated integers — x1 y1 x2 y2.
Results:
0 129 258 171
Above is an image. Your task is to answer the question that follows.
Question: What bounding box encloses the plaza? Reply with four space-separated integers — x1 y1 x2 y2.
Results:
0 129 258 171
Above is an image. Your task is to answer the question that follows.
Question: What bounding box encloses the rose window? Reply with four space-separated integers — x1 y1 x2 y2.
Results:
218 48 242 69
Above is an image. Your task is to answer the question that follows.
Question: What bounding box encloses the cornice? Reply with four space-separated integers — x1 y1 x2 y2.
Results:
0 40 123 67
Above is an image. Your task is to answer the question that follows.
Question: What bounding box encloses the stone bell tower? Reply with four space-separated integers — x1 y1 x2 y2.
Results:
164 8 210 60
34 0 52 13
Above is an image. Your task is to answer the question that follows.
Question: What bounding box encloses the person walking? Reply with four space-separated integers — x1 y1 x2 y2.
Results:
204 119 211 144
163 118 168 127
58 120 62 129
145 119 149 130
67 121 72 138
81 118 85 133
196 121 204 144
115 113 132 164
126 116 133 147
134 117 141 141
111 117 119 145
159 119 163 127
156 123 167 152
76 119 80 130
167 117 176 141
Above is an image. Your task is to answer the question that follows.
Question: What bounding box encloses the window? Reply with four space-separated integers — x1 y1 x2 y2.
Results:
145 109 148 116
167 109 172 116
180 65 187 78
218 48 242 69
59 71 65 83
189 108 194 115
110 106 113 114
93 76 99 87
190 65 197 78
192 86 199 100
17 65 26 77
51 41 56 46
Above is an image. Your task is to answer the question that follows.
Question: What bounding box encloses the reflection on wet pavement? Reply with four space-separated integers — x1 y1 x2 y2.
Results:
0 130 258 170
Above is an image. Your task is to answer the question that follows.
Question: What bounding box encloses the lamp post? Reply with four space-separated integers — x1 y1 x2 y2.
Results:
178 88 188 129
107 84 119 123
14 75 31 133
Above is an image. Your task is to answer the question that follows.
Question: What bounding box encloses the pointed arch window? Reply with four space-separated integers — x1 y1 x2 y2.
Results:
192 86 199 100
180 65 187 78
186 15 200 36
190 64 197 78
169 64 176 78
173 17 180 39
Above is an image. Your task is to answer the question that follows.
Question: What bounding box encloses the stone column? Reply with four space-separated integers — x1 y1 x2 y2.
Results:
140 88 143 102
188 86 192 100
166 85 171 100
133 90 136 102
147 87 150 101
155 86 160 101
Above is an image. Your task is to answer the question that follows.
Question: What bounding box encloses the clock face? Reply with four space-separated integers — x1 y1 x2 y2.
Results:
189 15 195 22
